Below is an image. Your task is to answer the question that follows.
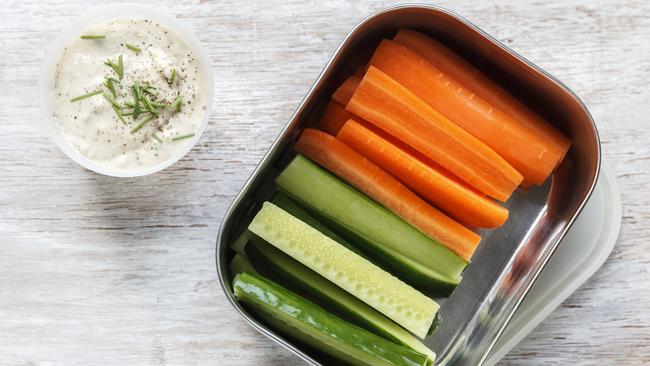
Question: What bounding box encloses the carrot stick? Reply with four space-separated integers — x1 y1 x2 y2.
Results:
337 120 509 228
347 65 523 201
368 39 561 185
394 29 570 156
318 101 350 135
332 76 361 106
353 64 367 78
295 128 481 260
393 30 571 183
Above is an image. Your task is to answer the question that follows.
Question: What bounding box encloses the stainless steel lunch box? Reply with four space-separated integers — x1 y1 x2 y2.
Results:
216 5 600 365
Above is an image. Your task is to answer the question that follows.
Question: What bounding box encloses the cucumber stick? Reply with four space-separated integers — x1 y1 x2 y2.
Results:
246 237 436 361
272 193 363 256
276 155 467 295
230 230 253 257
233 272 429 366
228 254 257 278
248 202 438 338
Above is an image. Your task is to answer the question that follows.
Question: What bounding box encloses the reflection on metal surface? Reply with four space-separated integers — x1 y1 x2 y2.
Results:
216 5 600 366
485 163 621 365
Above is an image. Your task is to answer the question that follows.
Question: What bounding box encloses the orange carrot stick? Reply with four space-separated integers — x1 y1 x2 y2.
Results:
384 34 568 184
368 39 561 185
332 76 361 106
295 128 481 260
318 101 350 135
347 66 523 201
353 64 367 78
392 30 571 183
337 120 509 228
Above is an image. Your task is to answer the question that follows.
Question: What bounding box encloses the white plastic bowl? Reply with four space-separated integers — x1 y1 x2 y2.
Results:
39 4 215 177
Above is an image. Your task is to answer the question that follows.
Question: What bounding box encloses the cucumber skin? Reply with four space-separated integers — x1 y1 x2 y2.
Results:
277 186 457 295
275 155 466 296
272 194 437 354
245 236 436 361
284 194 458 296
233 272 429 366
246 237 384 333
249 202 439 338
272 193 364 256
428 313 442 335
228 254 257 278
230 230 253 257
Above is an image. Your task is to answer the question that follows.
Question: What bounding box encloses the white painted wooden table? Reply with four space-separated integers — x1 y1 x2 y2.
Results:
1 1 648 365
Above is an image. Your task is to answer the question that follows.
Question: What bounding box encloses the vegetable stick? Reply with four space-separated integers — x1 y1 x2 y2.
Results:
368 39 561 185
390 30 571 184
392 31 571 183
318 101 350 135
353 64 367 78
337 120 508 228
347 65 523 201
295 128 481 260
332 76 361 106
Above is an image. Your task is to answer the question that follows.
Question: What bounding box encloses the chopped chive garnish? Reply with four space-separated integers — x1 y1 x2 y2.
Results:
112 105 126 124
118 55 123 78
102 93 120 109
131 83 143 120
125 43 141 52
104 78 117 99
72 43 197 137
104 55 124 80
142 87 156 97
140 82 156 91
132 100 142 120
170 95 183 112
142 95 157 114
130 114 156 134
70 90 102 102
169 69 176 85
132 82 142 100
152 132 163 143
172 133 195 141
80 35 105 40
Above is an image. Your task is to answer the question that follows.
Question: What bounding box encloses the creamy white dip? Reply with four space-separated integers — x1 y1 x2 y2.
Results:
53 19 207 171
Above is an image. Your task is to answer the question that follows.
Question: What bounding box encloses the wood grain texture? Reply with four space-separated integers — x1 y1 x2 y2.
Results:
0 0 648 365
